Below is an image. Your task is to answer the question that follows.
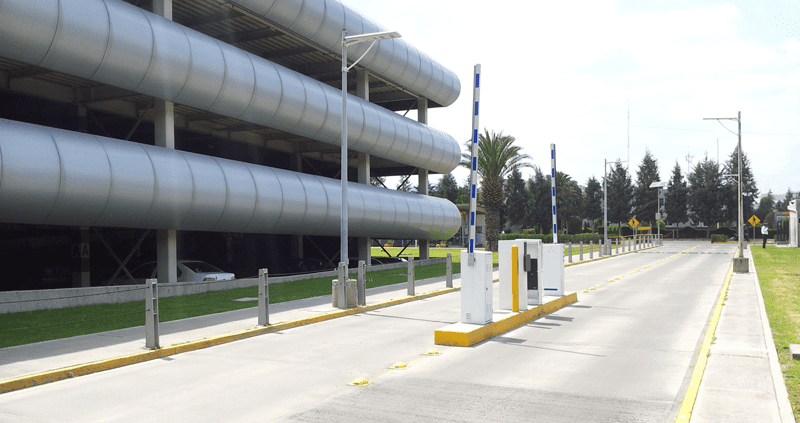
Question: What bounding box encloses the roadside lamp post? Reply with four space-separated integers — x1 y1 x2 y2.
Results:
704 112 743 259
604 159 626 255
649 181 668 244
340 30 401 275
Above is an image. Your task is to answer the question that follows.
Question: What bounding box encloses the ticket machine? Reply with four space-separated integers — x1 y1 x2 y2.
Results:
461 250 493 324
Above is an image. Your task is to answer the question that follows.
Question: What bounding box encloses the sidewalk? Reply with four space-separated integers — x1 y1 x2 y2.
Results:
0 270 479 383
690 246 795 422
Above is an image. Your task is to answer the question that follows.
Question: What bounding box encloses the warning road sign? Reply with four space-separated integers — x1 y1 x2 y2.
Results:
628 218 640 228
748 215 760 226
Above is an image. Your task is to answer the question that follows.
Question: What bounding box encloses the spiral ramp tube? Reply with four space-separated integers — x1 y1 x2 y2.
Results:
0 119 461 240
231 0 461 108
0 0 460 174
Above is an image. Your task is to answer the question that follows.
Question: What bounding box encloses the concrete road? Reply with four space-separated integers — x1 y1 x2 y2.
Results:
0 241 736 422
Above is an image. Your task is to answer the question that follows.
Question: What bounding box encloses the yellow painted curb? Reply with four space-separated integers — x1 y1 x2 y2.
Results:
433 293 578 347
675 262 734 423
0 285 462 395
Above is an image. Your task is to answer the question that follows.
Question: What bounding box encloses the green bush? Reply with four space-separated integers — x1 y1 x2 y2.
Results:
499 232 604 244
710 234 727 243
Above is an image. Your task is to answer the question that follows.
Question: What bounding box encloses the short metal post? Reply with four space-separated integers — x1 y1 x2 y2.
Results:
568 242 573 263
599 240 603 257
445 253 453 288
589 240 594 259
579 241 584 261
337 262 347 309
145 278 159 349
357 260 366 306
258 268 269 326
407 257 415 296
616 238 619 254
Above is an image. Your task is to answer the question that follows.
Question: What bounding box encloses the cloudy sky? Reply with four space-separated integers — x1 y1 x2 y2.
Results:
346 0 800 199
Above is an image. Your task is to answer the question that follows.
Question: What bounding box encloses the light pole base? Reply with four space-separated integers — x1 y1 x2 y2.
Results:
733 257 749 274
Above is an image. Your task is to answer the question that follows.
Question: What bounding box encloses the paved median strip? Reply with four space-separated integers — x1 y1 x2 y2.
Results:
675 263 734 422
0 282 481 395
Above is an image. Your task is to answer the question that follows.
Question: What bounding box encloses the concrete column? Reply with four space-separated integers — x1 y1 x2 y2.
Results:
356 68 371 265
73 104 91 287
153 0 177 284
291 153 304 259
417 97 429 259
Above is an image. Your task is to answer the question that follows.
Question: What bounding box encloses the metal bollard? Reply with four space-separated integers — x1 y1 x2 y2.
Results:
407 257 415 296
145 278 159 349
589 240 594 259
579 241 584 261
258 269 269 326
599 241 603 257
616 238 619 254
337 262 347 309
357 260 366 306
446 253 453 288
568 242 573 263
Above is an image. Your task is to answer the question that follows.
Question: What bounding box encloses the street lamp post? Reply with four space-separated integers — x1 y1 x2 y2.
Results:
649 181 668 245
703 112 744 259
340 29 401 276
604 159 625 255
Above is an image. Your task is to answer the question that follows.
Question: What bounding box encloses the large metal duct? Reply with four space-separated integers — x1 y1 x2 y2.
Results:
0 0 460 173
0 119 460 241
231 0 461 107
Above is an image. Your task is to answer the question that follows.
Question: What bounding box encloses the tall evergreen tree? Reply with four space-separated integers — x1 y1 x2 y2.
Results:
606 162 633 227
665 161 689 226
434 173 459 203
633 149 661 224
556 172 582 234
688 156 724 237
460 129 531 251
755 190 774 224
503 168 530 230
582 176 603 232
721 148 758 223
525 166 551 233
781 187 794 210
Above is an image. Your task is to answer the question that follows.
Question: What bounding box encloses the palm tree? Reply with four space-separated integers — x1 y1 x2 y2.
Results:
462 129 531 251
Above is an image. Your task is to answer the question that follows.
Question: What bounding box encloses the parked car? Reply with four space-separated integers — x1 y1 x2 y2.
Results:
104 260 235 285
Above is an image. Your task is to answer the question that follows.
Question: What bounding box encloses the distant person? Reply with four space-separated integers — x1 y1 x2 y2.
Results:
762 225 769 248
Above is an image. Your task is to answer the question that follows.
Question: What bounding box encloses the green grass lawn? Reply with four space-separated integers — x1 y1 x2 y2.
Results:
371 247 498 264
752 247 800 419
0 262 458 349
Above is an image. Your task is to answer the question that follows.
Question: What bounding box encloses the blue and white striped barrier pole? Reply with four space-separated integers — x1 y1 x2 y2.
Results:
467 64 481 266
551 143 558 244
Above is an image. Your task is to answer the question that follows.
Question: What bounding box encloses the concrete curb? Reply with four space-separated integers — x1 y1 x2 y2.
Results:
434 293 578 347
0 284 464 395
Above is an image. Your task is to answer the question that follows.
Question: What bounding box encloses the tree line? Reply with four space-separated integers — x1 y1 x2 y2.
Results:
417 129 788 251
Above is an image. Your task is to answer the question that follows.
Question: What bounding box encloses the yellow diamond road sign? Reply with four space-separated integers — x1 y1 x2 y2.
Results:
748 215 760 226
628 218 640 228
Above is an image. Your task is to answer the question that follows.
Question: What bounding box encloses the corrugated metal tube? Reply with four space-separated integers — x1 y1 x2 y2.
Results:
0 119 460 241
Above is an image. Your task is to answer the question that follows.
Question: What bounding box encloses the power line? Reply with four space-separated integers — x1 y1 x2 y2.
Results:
629 125 800 136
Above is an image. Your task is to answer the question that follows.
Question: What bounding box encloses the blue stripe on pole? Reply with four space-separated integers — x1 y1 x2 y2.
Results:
553 205 556 214
475 73 480 88
473 129 478 143
551 149 554 159
551 169 555 178
474 102 479 116
471 211 475 225
545 288 557 291
470 239 474 253
472 157 477 170
471 185 476 198
552 187 555 196
554 223 557 232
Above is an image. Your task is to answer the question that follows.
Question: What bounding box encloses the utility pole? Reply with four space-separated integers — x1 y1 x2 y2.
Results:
704 112 747 272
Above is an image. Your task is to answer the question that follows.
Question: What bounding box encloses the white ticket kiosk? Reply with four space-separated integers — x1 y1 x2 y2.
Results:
542 244 565 296
461 250 493 324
